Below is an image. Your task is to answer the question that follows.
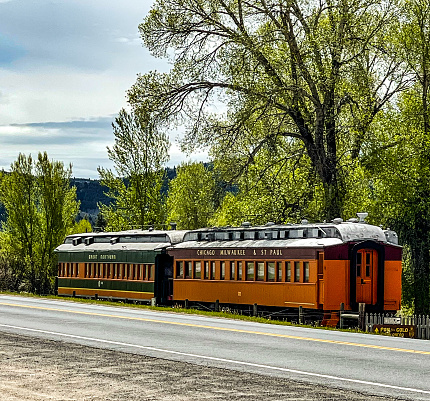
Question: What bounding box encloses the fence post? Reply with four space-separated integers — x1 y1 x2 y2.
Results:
358 303 365 331
339 303 345 329
299 306 303 325
215 299 219 312
253 303 258 317
426 316 430 340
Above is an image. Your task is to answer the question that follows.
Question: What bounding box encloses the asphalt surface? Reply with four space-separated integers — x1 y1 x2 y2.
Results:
0 294 429 400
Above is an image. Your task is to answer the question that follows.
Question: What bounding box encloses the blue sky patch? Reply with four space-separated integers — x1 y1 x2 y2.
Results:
0 33 26 65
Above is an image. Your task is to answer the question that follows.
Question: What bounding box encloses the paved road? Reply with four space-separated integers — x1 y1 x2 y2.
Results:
0 294 429 400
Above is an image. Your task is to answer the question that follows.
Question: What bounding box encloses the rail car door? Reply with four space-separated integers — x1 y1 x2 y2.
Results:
355 249 378 305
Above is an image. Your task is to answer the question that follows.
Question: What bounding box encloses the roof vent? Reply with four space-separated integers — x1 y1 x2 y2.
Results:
169 222 177 231
332 218 343 224
241 221 251 227
357 212 368 223
72 237 82 246
348 218 359 223
301 219 309 225
265 222 275 226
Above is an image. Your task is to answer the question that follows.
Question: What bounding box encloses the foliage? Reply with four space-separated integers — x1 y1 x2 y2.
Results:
0 153 79 294
69 218 92 235
129 0 409 220
98 108 170 231
210 146 322 225
167 162 216 229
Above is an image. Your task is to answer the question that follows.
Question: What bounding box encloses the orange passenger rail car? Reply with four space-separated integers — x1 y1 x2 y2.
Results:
167 217 402 313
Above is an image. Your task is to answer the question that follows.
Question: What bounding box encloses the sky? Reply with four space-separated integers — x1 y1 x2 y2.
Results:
0 0 207 179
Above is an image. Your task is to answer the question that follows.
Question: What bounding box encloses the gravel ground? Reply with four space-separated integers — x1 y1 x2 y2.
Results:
0 332 406 401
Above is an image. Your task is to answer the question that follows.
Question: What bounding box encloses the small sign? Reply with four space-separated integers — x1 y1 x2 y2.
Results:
383 317 401 325
373 325 416 338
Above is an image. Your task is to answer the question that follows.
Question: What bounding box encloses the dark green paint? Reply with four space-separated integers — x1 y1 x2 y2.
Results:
57 277 154 293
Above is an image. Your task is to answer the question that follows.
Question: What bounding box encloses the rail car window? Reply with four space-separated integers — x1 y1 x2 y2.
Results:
365 252 371 276
93 237 111 243
306 228 320 238
194 261 202 279
304 262 310 283
286 262 291 282
294 261 301 282
210 262 215 279
267 262 275 281
276 262 283 281
233 231 244 240
237 261 243 280
356 253 362 277
229 261 234 280
186 232 199 241
184 261 192 278
246 262 255 281
244 231 257 240
221 261 225 279
176 261 183 278
290 230 304 239
257 262 264 281
204 261 209 279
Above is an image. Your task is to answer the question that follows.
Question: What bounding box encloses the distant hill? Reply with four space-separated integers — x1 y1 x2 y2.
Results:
72 167 178 222
71 178 110 215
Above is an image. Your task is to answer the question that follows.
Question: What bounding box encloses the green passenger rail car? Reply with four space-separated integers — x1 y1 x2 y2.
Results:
55 229 187 304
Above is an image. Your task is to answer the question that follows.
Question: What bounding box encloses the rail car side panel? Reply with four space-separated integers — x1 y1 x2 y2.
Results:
383 260 402 310
322 260 349 310
57 277 155 300
172 280 318 308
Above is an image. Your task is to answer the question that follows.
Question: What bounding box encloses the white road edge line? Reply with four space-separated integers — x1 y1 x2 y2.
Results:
1 323 429 395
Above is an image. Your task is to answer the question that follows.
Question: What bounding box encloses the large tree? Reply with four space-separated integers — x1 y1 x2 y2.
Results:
98 108 170 230
167 162 216 229
0 153 79 294
129 0 408 219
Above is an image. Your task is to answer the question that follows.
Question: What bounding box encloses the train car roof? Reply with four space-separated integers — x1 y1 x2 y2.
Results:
170 237 344 250
55 229 188 253
176 220 399 248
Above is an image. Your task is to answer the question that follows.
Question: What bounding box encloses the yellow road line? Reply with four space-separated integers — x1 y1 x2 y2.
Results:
1 301 429 355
